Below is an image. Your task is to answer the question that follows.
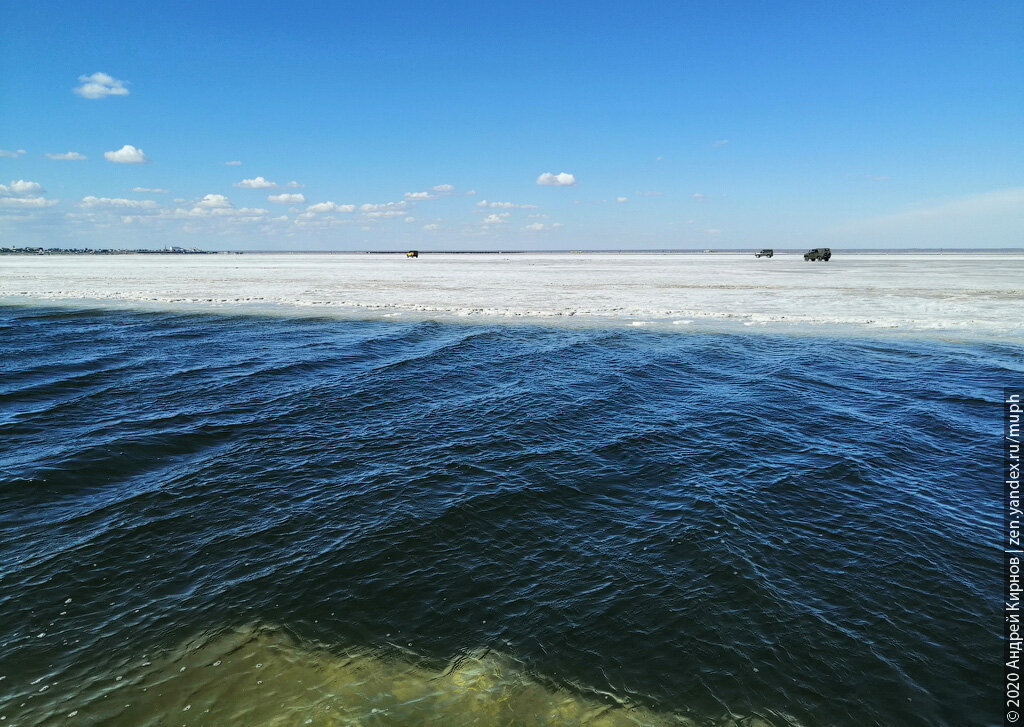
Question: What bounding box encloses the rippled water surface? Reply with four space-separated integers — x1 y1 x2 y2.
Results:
0 306 1014 726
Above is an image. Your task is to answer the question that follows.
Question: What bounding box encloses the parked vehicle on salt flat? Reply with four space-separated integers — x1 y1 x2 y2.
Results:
755 249 774 258
803 248 832 261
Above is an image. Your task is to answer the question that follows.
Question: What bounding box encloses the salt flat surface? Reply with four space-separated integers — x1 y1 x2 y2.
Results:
2 252 1021 342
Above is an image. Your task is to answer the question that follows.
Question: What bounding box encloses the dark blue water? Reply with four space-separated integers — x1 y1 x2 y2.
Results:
0 306 1014 726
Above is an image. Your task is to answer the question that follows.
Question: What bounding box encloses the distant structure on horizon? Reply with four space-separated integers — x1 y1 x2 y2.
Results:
0 245 212 256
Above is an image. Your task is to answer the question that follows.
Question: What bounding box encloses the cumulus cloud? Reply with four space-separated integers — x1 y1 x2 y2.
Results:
0 196 57 208
46 152 87 161
268 193 305 204
360 202 407 212
0 149 27 158
482 213 510 224
80 196 159 209
197 194 232 209
404 191 436 200
225 160 243 166
523 222 563 231
168 206 268 219
132 187 168 193
104 145 150 164
476 200 538 209
235 176 276 189
536 172 577 187
306 201 355 213
0 180 45 196
432 184 455 192
616 197 628 203
74 72 129 99
0 180 56 209
164 196 268 219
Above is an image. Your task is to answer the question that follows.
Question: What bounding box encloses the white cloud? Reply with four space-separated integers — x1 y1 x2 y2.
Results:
268 193 305 204
360 201 407 212
404 217 416 223
180 207 266 218
523 222 563 231
46 152 87 161
80 196 159 209
197 194 232 209
423 223 441 230
132 187 168 193
306 201 355 213
482 213 510 224
0 180 45 196
1 179 56 209
536 172 577 186
692 193 705 201
476 200 538 209
104 145 150 164
285 180 304 188
235 176 276 189
616 197 628 203
165 197 268 218
0 149 27 158
0 180 57 209
0 196 57 208
432 184 455 192
712 139 729 148
364 210 406 219
404 191 436 200
74 72 129 99
225 160 243 166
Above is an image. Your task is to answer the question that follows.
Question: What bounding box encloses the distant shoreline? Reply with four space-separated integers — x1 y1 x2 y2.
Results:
3 247 1022 256
0 246 216 256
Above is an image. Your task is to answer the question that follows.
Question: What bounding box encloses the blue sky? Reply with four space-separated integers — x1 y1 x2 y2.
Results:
1 1 1021 250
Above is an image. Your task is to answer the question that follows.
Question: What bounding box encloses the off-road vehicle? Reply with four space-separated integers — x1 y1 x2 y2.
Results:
803 248 831 261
